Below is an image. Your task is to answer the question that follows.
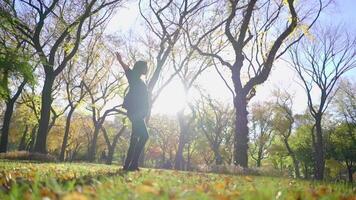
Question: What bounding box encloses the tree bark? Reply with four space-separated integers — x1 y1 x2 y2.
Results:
34 74 54 153
88 125 100 162
59 107 75 161
213 146 223 165
346 161 353 183
18 125 29 151
174 134 185 170
27 124 38 152
256 157 262 168
303 163 309 179
0 79 26 152
234 94 249 167
256 144 264 167
105 127 125 165
0 100 15 152
284 138 300 178
175 111 186 170
314 117 324 180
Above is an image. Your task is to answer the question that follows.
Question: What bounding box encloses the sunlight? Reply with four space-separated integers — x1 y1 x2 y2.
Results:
151 80 188 115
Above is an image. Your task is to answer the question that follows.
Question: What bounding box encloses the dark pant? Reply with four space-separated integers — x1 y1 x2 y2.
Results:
123 117 149 169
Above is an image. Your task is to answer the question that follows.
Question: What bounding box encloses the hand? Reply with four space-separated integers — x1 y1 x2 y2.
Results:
115 52 122 61
115 52 129 70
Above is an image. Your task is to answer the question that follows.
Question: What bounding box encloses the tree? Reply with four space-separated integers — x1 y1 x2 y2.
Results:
148 114 179 168
83 47 125 162
58 30 106 161
138 0 205 120
196 95 234 165
272 89 300 178
5 98 37 151
119 0 208 168
333 79 356 142
17 88 41 151
58 61 88 161
0 20 35 152
288 26 356 179
331 79 356 182
66 114 94 161
171 35 212 170
292 121 314 179
187 0 325 167
101 119 126 165
329 123 356 183
249 102 274 167
1 0 123 153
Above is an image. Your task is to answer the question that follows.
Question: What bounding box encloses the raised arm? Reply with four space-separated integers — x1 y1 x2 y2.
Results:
115 52 130 71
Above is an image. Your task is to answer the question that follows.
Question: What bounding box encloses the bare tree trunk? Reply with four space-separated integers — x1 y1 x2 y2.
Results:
18 125 29 151
0 79 26 152
27 124 38 152
212 141 222 165
34 74 54 153
283 138 300 178
175 136 185 170
346 161 353 183
70 143 81 162
314 117 324 180
175 111 186 170
88 125 100 162
256 145 264 167
0 100 15 152
214 147 223 165
304 163 309 179
234 94 249 167
59 107 75 161
256 157 262 168
105 127 125 165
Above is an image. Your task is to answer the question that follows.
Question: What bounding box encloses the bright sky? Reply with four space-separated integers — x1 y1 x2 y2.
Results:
107 0 356 116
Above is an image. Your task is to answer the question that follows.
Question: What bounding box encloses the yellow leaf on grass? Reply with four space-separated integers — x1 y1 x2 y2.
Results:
229 191 241 198
81 186 97 197
195 183 209 192
136 185 160 195
224 177 232 185
212 191 241 200
215 181 226 190
40 187 57 199
211 194 231 200
317 186 330 196
244 176 253 182
62 192 88 200
142 180 154 186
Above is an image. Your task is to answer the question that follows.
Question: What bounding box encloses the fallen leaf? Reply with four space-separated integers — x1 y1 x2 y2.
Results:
211 194 231 200
142 180 154 186
215 181 226 190
40 187 57 200
244 176 253 182
136 185 160 195
61 192 88 200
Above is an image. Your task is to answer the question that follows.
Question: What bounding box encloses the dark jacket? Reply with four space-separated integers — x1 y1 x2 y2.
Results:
123 68 149 119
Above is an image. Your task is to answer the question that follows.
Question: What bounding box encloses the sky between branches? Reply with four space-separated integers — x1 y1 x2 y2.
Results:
106 0 356 115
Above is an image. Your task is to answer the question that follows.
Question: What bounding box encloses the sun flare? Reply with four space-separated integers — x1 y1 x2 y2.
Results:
151 80 188 115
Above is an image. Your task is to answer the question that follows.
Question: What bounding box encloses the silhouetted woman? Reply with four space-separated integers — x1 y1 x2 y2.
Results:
115 52 149 171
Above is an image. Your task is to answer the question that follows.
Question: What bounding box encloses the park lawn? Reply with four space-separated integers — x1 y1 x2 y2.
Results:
0 160 354 200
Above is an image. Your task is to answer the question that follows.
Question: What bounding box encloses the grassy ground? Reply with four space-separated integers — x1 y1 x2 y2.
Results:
0 160 354 200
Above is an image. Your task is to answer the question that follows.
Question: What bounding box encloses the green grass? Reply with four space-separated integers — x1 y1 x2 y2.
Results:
0 160 354 200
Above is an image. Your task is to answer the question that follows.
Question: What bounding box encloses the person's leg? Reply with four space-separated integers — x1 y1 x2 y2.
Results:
129 119 149 170
123 120 139 170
